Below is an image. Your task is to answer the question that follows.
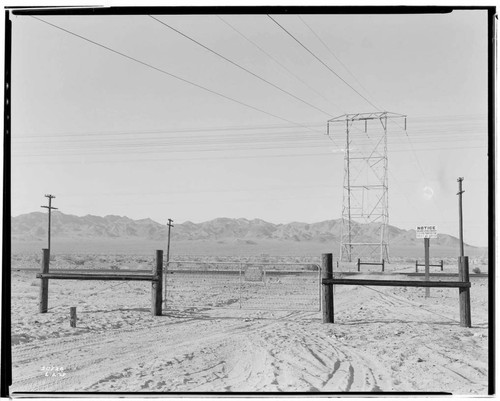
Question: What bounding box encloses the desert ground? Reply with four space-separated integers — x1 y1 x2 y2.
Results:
9 250 489 394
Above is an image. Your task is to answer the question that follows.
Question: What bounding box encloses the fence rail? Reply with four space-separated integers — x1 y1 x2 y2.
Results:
322 278 470 288
322 253 472 327
36 272 159 281
38 249 163 316
357 258 385 272
416 260 444 272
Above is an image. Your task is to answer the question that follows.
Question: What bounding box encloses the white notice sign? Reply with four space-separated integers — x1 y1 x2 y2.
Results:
416 225 438 239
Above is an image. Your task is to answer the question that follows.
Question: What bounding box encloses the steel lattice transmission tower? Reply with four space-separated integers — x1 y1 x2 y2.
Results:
327 112 407 263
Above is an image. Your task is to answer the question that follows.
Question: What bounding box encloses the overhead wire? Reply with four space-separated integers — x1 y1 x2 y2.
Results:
324 113 486 231
148 15 335 118
13 115 486 153
267 14 381 111
14 113 486 141
22 17 488 183
217 15 344 113
30 16 326 138
13 140 486 160
15 121 327 139
12 126 486 153
13 145 486 167
297 15 377 107
291 15 483 207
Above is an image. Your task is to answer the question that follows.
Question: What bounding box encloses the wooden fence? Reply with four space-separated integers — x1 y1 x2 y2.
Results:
357 258 385 272
36 249 163 316
322 253 471 327
415 259 444 272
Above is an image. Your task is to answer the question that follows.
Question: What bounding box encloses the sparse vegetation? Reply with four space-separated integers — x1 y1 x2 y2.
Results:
472 267 482 274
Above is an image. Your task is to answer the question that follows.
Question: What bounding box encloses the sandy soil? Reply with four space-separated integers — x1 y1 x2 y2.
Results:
9 263 489 395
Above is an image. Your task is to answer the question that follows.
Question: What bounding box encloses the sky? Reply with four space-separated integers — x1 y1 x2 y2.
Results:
9 7 490 246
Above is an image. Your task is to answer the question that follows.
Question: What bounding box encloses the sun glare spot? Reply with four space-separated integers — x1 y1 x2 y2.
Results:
423 186 434 200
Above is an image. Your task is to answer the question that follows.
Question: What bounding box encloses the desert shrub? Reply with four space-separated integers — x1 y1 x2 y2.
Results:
472 267 482 274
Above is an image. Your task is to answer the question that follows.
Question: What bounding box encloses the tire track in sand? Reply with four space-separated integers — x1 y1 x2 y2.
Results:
11 312 296 392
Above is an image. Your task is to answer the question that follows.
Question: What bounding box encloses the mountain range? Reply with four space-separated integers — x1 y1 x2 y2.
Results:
11 211 472 248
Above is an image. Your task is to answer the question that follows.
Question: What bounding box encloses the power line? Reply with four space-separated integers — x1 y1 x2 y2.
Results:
14 126 486 151
297 15 378 108
267 14 381 111
30 16 325 137
13 142 486 160
13 131 486 158
14 124 486 144
14 113 487 140
217 15 344 114
15 121 327 139
14 145 486 166
148 15 334 117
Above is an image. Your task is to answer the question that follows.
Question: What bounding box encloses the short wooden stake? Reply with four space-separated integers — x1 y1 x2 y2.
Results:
382 259 385 272
357 258 360 272
441 260 444 271
70 307 77 328
39 249 50 313
458 256 472 328
322 253 334 323
152 250 163 316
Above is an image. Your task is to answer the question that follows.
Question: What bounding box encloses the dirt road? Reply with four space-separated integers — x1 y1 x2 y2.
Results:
10 271 489 394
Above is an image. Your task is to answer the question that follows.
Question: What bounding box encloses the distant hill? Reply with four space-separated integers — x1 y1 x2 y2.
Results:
11 211 474 249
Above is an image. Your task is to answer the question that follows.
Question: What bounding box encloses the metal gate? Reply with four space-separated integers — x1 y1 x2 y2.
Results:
164 261 321 311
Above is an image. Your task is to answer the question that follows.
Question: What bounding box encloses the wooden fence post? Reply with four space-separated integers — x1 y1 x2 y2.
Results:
382 259 385 272
415 260 418 273
70 307 77 327
458 256 471 327
39 249 49 313
441 260 444 271
357 258 360 272
152 250 163 316
322 253 334 323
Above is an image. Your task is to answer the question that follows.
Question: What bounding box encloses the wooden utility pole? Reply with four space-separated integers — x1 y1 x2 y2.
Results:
457 177 465 257
166 218 174 264
41 194 57 256
456 177 471 327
